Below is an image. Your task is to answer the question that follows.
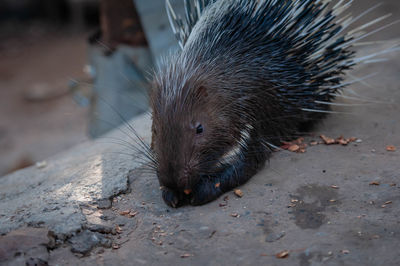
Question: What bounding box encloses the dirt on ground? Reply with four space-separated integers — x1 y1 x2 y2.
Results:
0 24 90 176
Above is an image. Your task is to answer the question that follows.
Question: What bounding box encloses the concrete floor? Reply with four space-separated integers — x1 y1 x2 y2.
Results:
0 0 400 265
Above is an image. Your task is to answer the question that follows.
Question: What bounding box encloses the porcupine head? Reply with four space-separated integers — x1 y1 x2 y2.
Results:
150 58 246 207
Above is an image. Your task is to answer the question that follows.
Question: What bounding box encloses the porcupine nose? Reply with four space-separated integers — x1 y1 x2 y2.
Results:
179 168 192 195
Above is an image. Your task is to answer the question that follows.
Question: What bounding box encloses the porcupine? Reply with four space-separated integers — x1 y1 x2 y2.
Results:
148 0 398 207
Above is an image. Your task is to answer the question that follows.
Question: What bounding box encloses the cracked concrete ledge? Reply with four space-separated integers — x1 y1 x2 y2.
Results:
0 43 400 265
0 114 151 240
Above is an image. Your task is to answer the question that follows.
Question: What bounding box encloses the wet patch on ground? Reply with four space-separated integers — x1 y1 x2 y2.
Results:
291 184 340 229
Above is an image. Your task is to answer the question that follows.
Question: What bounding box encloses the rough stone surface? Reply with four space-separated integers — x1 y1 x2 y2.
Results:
1 1 400 265
0 116 151 238
69 230 112 255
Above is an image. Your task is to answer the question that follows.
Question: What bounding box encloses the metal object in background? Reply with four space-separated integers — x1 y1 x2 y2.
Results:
87 44 152 138
86 0 153 138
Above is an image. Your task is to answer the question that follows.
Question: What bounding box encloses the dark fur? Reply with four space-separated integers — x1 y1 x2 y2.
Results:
150 0 355 207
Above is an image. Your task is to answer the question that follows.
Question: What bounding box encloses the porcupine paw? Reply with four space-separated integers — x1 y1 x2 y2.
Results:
190 182 222 206
162 188 180 208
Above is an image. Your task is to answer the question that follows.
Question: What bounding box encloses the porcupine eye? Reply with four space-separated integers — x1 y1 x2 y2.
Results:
196 123 204 134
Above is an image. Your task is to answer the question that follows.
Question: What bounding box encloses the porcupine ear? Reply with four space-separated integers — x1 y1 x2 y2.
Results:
165 0 216 49
197 86 208 98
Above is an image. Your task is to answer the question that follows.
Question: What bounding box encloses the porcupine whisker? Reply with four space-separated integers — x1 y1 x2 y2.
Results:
92 117 142 146
69 72 151 112
105 144 156 167
93 115 155 162
94 39 153 100
72 80 150 111
300 108 355 115
95 96 155 163
98 137 143 152
81 153 156 177
101 151 156 168
95 152 157 174
99 137 157 165
313 101 371 107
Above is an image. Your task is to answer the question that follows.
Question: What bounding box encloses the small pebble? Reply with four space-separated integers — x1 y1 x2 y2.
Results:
35 161 47 169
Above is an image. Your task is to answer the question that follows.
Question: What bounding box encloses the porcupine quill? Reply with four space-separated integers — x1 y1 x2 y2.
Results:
135 0 400 207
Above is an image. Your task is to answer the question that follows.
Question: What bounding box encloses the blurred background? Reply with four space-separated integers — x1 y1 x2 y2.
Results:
0 0 399 177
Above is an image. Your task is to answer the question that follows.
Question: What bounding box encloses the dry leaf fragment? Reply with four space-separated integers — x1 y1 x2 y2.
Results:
215 183 221 188
234 189 244 198
310 141 318 146
291 199 299 203
384 201 392 205
386 145 396 152
35 161 47 169
288 144 300 152
219 202 227 207
282 139 308 153
119 210 138 218
115 225 123 234
230 213 240 218
320 135 335 145
341 250 350 254
119 210 130 216
275 250 290 259
336 136 349 145
331 185 339 189
128 211 138 218
390 183 396 187
329 199 337 203
369 181 380 186
181 253 193 258
280 143 291 150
